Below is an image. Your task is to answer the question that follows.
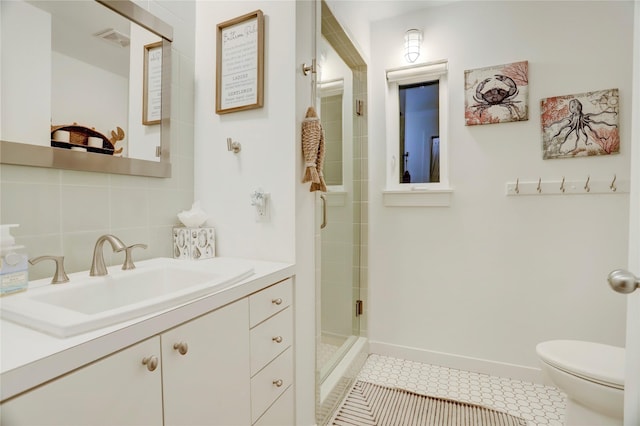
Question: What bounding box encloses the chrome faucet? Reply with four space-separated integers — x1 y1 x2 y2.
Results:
122 243 148 270
90 234 126 276
29 255 69 284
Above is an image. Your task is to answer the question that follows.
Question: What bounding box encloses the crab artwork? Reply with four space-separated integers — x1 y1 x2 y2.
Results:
541 88 619 159
464 61 529 126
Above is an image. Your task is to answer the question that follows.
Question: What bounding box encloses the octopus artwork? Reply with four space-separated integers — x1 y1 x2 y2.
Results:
464 61 529 125
541 89 619 159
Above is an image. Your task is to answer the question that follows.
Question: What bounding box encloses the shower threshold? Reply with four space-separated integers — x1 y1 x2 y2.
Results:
320 336 368 405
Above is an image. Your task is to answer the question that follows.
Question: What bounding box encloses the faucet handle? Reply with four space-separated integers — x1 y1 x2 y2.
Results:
29 255 70 284
122 244 148 270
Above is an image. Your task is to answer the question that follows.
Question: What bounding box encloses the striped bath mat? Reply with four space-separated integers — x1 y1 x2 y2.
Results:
332 380 527 426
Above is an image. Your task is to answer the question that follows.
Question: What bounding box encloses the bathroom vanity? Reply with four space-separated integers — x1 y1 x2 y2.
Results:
0 258 295 426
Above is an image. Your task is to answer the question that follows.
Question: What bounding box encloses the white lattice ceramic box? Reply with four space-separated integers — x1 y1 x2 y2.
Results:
173 227 215 260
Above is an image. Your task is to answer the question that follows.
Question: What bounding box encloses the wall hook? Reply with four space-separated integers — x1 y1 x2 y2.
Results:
584 175 591 192
610 174 617 192
560 176 566 193
537 177 542 193
515 178 520 194
227 137 241 153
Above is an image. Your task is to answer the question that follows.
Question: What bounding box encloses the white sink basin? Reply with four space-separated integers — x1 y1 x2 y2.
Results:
0 258 254 337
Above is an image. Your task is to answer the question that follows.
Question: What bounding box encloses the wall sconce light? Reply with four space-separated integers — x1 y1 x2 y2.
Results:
404 29 423 63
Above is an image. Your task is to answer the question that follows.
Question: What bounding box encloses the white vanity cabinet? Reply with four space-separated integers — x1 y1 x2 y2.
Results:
161 297 250 426
0 337 164 426
249 278 295 425
0 274 295 426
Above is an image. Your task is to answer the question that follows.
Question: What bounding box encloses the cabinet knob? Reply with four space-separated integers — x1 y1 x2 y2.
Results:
142 356 159 372
173 342 189 355
272 336 283 343
272 298 283 305
273 379 283 387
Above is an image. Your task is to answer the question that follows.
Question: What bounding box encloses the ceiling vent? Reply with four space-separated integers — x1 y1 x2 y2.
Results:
93 28 130 48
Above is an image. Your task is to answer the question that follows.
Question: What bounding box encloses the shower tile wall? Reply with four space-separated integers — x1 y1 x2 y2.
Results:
321 198 354 341
0 2 195 279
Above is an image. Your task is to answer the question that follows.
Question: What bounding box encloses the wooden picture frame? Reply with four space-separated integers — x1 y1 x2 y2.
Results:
143 41 162 125
216 10 264 114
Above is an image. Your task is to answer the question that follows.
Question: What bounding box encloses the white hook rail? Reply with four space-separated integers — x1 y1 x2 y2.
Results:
506 176 628 196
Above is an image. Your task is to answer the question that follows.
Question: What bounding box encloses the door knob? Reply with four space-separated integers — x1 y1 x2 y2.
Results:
607 269 640 294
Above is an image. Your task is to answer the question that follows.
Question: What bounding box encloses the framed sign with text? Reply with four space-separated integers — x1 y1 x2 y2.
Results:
143 41 163 125
216 10 264 114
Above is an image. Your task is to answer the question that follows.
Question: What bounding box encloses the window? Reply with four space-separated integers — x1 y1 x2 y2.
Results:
399 81 439 184
384 61 451 206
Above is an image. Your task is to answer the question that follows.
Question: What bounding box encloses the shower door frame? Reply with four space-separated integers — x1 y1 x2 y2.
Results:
315 1 369 424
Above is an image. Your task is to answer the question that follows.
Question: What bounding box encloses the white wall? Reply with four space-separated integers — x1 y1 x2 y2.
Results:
368 1 632 373
51 52 128 142
193 2 316 424
194 1 296 262
624 3 640 422
1 1 51 146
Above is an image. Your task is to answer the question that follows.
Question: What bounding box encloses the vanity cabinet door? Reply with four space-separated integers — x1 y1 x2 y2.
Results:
0 337 163 426
161 298 251 426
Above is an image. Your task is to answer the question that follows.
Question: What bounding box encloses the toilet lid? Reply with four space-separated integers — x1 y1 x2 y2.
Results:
536 340 625 390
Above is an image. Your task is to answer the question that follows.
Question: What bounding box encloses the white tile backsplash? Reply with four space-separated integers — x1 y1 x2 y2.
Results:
110 187 150 229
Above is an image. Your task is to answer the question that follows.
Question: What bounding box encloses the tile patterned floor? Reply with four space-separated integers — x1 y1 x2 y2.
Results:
318 341 340 370
353 354 567 426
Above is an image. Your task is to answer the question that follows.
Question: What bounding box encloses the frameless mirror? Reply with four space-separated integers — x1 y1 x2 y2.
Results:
0 0 173 177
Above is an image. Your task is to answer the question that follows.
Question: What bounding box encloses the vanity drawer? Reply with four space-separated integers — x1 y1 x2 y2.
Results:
250 306 292 375
249 278 292 327
250 347 293 422
253 386 294 426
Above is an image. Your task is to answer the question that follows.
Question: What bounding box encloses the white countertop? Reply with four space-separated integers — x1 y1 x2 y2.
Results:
0 257 295 402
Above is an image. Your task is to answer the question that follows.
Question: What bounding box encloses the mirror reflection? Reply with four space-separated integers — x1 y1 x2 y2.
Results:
319 80 343 186
1 0 163 162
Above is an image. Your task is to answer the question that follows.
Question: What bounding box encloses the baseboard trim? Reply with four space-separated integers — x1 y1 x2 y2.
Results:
369 341 544 384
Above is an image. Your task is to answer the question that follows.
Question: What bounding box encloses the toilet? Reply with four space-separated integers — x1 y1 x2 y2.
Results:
536 340 624 426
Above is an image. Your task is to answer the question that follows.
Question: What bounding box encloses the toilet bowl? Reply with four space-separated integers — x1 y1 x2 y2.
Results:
536 340 624 426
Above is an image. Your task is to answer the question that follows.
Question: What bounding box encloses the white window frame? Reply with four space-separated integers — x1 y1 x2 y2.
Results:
383 60 452 207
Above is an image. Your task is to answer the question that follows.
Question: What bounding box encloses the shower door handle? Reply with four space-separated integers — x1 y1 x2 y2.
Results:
608 269 640 294
320 194 327 229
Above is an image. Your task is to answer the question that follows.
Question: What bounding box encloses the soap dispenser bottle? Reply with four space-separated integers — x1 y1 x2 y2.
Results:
0 224 28 296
